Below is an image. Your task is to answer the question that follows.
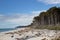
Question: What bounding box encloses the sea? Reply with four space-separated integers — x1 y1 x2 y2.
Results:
0 28 15 32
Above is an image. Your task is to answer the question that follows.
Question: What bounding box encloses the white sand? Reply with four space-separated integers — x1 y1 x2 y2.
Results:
0 28 60 40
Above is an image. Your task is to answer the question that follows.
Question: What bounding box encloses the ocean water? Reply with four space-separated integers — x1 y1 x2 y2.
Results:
0 28 15 32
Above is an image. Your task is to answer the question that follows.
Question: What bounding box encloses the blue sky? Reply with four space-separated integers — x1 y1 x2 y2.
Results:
0 0 60 28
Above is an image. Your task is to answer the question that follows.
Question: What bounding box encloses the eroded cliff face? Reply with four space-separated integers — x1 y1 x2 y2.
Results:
30 7 60 29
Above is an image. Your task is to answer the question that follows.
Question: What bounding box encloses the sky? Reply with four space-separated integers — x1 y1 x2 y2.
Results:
0 0 60 28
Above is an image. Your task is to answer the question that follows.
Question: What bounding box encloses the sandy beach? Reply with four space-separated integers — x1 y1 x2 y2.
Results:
0 27 60 40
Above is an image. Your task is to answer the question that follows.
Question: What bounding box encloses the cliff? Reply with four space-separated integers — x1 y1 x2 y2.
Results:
30 6 60 30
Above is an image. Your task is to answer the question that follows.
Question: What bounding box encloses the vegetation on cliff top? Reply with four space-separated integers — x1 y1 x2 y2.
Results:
30 6 60 30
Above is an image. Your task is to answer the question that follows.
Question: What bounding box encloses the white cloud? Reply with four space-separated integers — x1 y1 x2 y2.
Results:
0 10 46 28
5 14 33 25
37 0 60 4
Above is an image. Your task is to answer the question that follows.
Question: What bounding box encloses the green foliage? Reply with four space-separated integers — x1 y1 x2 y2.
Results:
32 6 60 30
34 16 40 21
34 6 60 21
35 25 60 30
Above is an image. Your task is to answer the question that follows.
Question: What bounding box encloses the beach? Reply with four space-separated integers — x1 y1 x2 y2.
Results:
0 27 60 40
